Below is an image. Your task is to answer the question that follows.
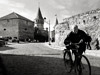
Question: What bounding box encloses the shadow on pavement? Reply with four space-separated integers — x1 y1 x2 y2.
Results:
0 46 16 51
0 53 99 75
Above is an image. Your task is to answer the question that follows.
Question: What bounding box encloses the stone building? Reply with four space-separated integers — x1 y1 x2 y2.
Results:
0 12 34 41
34 7 48 42
55 21 70 46
55 8 100 49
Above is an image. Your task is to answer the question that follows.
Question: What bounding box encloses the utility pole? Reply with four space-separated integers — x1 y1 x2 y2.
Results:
44 17 51 45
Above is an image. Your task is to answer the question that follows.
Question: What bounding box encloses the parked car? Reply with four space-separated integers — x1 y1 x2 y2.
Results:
0 38 5 47
12 38 19 43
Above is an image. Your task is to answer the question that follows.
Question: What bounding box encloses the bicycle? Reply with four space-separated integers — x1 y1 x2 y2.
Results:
63 43 91 75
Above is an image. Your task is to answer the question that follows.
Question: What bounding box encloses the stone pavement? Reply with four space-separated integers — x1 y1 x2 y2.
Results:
44 42 100 57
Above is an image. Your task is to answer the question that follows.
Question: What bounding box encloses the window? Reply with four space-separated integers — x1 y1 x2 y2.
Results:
25 28 27 31
93 16 97 20
83 20 85 24
7 19 9 22
36 20 38 23
4 29 6 31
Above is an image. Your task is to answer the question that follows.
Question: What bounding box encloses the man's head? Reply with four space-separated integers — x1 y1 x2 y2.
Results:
71 25 78 33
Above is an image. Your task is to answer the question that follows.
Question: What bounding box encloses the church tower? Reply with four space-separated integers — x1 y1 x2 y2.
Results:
55 17 58 25
54 16 58 29
35 7 44 30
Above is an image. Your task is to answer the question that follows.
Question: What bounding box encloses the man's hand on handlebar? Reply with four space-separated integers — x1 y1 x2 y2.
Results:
65 42 80 50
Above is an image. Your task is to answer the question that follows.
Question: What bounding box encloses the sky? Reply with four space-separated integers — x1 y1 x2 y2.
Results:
0 0 100 30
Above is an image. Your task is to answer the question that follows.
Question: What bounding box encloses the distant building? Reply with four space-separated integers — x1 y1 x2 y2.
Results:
51 30 55 42
0 12 34 41
34 7 48 42
51 17 59 42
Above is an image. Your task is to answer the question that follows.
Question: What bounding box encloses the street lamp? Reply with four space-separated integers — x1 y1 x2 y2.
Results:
44 17 51 45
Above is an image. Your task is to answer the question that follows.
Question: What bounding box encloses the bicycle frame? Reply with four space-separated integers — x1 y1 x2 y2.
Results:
63 48 91 75
69 49 82 70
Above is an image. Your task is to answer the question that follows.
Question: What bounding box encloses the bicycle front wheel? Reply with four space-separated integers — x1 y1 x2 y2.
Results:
80 55 91 75
63 51 72 73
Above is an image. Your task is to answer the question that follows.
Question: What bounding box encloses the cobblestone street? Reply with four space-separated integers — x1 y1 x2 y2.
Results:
0 43 99 75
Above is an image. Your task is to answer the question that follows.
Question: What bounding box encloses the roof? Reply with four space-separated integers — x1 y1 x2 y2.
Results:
55 18 58 25
54 18 59 28
35 7 43 20
0 12 34 22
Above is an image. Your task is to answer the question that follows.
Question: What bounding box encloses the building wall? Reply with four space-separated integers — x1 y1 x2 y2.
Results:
55 8 100 49
51 30 55 42
37 23 44 30
0 19 19 38
19 19 34 41
55 22 70 46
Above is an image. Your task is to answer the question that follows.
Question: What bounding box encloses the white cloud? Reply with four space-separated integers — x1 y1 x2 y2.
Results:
0 0 34 20
47 0 65 10
57 5 65 10
0 0 100 30
0 0 9 4
9 2 25 8
0 0 25 8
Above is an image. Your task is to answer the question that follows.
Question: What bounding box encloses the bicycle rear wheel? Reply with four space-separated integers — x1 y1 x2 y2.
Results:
80 55 91 75
63 51 73 73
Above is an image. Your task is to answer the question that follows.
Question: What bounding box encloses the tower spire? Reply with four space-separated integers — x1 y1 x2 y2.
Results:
55 14 58 25
54 14 58 29
35 4 44 30
36 7 43 20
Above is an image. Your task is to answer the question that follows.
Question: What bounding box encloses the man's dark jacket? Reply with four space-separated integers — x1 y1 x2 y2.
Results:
64 29 88 53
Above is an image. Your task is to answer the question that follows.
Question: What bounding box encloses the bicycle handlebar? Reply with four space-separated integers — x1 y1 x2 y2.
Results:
65 42 80 50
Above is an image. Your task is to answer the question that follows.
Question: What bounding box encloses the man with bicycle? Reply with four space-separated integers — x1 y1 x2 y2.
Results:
64 25 89 55
64 25 91 75
64 25 91 66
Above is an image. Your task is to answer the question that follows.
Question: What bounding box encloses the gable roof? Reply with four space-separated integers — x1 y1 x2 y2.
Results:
0 12 34 22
